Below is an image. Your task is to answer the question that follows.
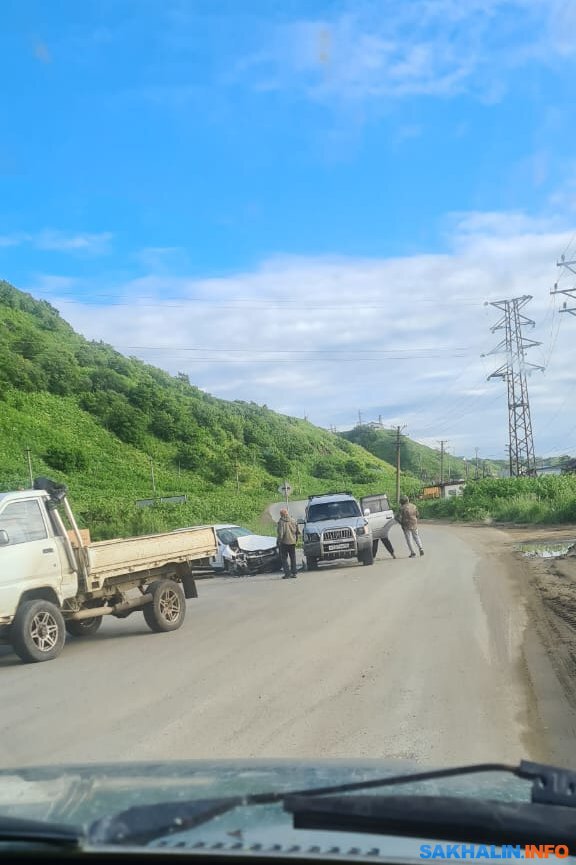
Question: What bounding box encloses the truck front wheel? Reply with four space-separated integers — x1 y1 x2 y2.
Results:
11 600 66 663
66 617 103 637
305 555 318 571
143 580 186 633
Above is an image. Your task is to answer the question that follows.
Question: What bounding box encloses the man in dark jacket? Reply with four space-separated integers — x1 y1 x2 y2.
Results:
277 508 299 579
397 495 424 558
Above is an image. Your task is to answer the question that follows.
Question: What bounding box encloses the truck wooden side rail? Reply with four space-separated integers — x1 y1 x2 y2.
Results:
0 483 218 664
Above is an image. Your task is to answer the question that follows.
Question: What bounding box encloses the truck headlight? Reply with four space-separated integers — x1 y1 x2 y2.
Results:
356 526 367 535
304 531 319 542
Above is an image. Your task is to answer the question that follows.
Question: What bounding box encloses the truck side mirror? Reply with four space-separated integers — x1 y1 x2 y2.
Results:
297 519 305 526
363 508 371 516
0 529 9 546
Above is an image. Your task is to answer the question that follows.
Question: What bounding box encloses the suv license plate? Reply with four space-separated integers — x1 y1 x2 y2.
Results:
327 542 352 551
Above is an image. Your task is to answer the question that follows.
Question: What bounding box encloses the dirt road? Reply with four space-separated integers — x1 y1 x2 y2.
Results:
1 524 575 769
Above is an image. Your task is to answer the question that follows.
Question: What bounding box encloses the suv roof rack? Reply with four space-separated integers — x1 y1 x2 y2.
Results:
308 491 353 500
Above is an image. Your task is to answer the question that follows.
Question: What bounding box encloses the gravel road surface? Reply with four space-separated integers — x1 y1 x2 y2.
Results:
1 524 574 769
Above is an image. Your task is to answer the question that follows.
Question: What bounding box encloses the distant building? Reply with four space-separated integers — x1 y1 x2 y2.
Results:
421 481 466 499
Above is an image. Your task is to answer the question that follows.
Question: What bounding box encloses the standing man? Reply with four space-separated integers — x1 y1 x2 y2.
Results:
397 495 424 558
277 507 299 579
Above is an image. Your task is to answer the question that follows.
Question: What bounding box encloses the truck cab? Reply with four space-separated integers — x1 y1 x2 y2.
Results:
0 490 78 628
301 491 375 570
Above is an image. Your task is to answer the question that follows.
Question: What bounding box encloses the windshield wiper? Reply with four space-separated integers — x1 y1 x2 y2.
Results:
0 814 82 847
88 760 576 846
285 794 576 847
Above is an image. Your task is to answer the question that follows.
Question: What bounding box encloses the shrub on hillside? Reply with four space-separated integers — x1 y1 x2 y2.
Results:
43 446 88 473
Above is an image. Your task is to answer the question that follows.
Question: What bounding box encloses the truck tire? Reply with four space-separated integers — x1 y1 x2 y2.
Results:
143 580 186 633
65 616 103 637
372 539 379 558
305 555 318 571
11 600 66 663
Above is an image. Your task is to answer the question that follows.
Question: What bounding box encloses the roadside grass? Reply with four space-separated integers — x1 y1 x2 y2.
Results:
419 477 576 525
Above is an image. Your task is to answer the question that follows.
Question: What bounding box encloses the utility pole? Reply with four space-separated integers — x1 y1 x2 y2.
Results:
395 425 406 504
551 254 576 315
235 462 240 493
438 440 448 484
25 447 34 487
464 458 469 480
486 296 543 477
150 457 157 497
474 447 480 480
358 410 363 426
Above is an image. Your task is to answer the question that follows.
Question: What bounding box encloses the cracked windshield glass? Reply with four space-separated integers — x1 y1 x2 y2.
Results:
2 1 576 861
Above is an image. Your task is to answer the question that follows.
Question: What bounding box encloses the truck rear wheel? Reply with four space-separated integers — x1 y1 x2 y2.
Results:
372 540 379 558
66 617 103 637
143 580 186 633
305 555 318 571
11 600 66 663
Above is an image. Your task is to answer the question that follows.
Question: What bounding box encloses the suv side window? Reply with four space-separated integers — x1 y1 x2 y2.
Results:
0 500 48 546
363 496 390 513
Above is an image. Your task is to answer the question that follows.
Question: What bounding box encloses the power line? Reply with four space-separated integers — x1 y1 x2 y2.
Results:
121 345 470 356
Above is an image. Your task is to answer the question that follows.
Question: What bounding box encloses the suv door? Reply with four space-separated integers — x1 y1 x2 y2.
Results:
360 494 395 540
0 499 62 614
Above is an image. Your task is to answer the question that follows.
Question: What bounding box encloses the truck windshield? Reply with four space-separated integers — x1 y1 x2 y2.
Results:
307 501 361 522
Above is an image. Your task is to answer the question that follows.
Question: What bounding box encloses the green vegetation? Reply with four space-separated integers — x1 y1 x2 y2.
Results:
0 280 420 539
420 476 576 524
341 426 501 483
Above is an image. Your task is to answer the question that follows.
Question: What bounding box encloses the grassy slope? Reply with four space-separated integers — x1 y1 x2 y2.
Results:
0 281 420 538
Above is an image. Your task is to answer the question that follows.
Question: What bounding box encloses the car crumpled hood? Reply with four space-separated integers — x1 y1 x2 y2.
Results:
0 759 537 862
236 535 277 553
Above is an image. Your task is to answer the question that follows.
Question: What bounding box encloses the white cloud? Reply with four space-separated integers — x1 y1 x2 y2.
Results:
0 233 28 248
35 230 112 254
0 230 112 255
37 210 576 460
233 0 576 104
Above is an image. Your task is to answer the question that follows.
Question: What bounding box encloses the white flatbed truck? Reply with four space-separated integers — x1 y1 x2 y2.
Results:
0 481 218 664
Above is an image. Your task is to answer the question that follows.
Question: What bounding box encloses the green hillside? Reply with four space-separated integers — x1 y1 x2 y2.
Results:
341 426 501 483
0 281 419 539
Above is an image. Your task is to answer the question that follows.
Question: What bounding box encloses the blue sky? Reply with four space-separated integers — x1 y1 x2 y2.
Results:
2 0 576 459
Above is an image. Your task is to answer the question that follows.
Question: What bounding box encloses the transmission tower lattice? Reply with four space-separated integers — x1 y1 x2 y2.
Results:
486 295 543 477
551 254 576 315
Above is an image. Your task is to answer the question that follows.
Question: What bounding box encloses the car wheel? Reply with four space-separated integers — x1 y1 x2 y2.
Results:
12 600 66 663
362 547 375 566
143 580 186 633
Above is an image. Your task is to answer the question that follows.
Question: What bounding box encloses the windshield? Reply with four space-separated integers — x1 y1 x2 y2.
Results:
217 527 253 544
2 0 576 856
307 501 361 522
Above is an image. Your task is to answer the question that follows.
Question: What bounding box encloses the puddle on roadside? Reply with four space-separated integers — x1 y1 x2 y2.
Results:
516 540 576 559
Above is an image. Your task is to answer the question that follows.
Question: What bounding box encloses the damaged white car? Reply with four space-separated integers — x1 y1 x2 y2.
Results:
210 525 281 576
